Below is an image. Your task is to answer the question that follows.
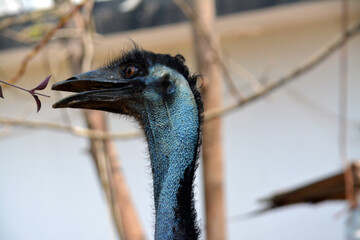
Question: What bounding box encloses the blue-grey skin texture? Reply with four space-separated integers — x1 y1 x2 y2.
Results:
130 65 199 239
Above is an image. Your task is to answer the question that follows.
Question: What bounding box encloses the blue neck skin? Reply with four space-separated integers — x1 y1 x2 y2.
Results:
139 65 200 239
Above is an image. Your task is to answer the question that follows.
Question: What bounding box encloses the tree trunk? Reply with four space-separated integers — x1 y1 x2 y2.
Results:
192 0 227 239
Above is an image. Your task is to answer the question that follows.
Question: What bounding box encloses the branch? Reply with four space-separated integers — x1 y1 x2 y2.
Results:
0 75 51 112
76 2 145 238
339 0 356 209
0 116 141 140
6 0 90 86
174 0 244 101
205 20 360 121
0 7 65 31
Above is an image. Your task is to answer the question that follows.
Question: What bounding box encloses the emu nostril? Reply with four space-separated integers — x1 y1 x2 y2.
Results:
66 77 78 81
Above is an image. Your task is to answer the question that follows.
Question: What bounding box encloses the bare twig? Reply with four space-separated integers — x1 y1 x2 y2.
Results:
0 7 65 31
6 0 90 86
42 44 74 126
0 79 50 98
339 0 356 209
286 87 358 128
85 111 145 240
0 116 141 140
84 111 125 240
0 14 37 31
228 57 266 93
191 0 227 239
205 20 360 121
75 2 145 238
74 2 127 237
0 101 34 138
174 0 244 101
1 28 36 44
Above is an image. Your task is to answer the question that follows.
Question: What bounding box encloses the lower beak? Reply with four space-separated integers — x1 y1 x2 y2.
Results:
52 69 142 110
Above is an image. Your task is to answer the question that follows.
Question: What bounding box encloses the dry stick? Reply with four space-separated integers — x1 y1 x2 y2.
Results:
69 4 128 238
0 116 141 140
228 57 266 93
192 1 227 240
43 43 74 126
2 28 36 45
339 0 356 209
64 3 127 237
0 6 65 31
84 111 126 240
74 2 128 237
79 2 145 239
104 120 145 240
0 13 38 31
6 0 89 86
205 20 360 121
174 0 243 101
0 101 34 138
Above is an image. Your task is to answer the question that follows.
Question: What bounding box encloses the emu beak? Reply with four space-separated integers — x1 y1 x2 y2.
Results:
52 69 143 110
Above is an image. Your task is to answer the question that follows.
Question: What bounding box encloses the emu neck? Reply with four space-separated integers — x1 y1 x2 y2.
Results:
142 89 200 239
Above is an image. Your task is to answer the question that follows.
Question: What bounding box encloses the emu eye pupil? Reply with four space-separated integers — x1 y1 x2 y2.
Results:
125 65 137 78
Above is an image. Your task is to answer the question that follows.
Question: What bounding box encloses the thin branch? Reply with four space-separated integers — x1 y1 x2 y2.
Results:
0 79 50 98
1 28 36 44
174 0 244 101
0 117 141 140
228 57 267 93
205 20 360 121
0 7 65 31
339 0 356 209
0 101 34 138
84 111 125 240
78 1 142 238
6 0 90 86
63 2 145 238
43 44 74 126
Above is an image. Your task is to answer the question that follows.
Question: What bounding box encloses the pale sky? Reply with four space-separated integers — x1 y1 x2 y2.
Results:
0 0 51 15
0 0 88 16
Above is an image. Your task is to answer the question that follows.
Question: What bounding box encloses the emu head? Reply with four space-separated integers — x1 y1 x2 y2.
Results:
52 48 202 121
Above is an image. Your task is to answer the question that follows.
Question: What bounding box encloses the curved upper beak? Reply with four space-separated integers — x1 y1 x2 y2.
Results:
52 69 144 110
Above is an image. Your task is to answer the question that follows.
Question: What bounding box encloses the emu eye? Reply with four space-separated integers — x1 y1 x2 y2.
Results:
124 65 138 78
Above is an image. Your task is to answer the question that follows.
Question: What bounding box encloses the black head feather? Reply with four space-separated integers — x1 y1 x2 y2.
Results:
106 47 204 122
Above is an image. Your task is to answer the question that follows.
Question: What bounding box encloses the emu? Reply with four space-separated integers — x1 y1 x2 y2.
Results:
52 48 203 239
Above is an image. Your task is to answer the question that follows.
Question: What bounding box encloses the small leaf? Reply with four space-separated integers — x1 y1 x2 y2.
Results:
32 95 41 112
31 75 51 92
0 84 3 99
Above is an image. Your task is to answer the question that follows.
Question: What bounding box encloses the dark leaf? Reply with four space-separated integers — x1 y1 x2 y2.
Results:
0 84 3 99
32 95 41 112
30 75 51 92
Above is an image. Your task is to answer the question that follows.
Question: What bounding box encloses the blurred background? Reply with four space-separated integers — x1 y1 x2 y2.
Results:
0 0 360 239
